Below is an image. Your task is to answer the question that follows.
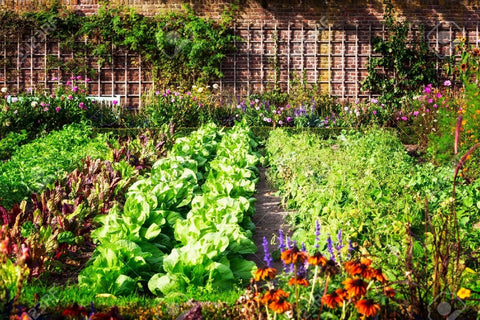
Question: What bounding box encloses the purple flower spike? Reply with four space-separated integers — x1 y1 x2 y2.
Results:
278 229 288 272
262 236 273 268
336 230 345 263
348 239 354 259
315 220 321 249
327 234 335 262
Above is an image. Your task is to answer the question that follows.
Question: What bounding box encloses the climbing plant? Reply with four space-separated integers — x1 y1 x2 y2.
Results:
361 0 438 108
0 2 238 89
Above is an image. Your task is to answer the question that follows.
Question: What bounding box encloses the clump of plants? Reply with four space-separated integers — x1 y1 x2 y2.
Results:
0 76 119 140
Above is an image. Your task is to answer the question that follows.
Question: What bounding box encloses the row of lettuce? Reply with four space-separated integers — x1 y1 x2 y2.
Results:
78 122 260 297
264 128 480 317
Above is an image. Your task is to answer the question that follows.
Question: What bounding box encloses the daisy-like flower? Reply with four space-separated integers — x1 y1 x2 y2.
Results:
261 288 289 305
281 246 308 264
254 267 277 282
457 287 471 299
372 268 388 283
344 258 374 279
321 288 346 309
461 63 468 72
269 297 292 314
343 277 368 298
308 251 327 266
355 299 380 317
322 259 340 276
288 275 309 287
384 287 396 298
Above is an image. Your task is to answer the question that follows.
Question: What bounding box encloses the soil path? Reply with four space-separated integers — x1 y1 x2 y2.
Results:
247 167 291 271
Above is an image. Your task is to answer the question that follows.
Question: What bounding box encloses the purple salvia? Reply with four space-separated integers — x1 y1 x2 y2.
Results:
262 236 273 268
315 220 321 249
278 229 286 252
327 234 335 262
336 230 344 263
287 237 292 249
279 229 288 273
348 239 354 259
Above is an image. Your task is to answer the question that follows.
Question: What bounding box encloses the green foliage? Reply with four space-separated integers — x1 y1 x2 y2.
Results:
264 128 480 316
0 122 110 208
0 130 28 161
0 4 237 89
361 0 437 109
0 78 119 140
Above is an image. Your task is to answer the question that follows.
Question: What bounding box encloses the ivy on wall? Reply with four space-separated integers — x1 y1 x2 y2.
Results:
0 2 238 89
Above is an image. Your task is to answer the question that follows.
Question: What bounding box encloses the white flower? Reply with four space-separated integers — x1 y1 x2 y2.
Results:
1 87 7 93
212 83 219 90
31 101 38 107
197 87 204 93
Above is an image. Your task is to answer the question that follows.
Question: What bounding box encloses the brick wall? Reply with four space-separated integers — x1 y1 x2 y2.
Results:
1 0 480 106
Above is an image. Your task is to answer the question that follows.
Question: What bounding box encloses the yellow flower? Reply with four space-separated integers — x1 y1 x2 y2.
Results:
457 287 471 299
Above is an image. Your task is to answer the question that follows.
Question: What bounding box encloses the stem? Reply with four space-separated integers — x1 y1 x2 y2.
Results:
294 264 300 320
318 274 330 319
308 265 319 307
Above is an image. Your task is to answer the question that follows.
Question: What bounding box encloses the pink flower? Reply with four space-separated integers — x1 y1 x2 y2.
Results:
433 104 438 108
86 78 91 82
51 77 58 81
436 93 442 98
401 116 408 121
79 102 84 109
287 116 293 122
51 94 56 98
413 111 419 116
444 80 451 87
112 100 118 105
43 107 48 112
426 109 430 113
286 104 290 109
55 107 61 112
373 110 377 115
424 86 432 94
186 92 191 96
73 86 78 93
67 95 73 100
66 81 72 86
370 98 378 104
70 76 75 80
428 99 433 103
279 120 284 125
155 91 160 95
76 75 82 80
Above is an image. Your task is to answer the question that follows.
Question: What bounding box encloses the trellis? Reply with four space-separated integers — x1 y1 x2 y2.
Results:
0 22 475 107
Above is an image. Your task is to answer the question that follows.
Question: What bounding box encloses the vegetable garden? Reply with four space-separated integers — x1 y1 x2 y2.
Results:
1 2 480 320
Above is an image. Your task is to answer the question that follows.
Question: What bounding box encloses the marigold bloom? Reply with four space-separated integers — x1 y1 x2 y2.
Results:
343 277 368 298
321 289 345 309
457 287 471 299
384 287 396 298
281 246 308 264
254 267 277 282
269 297 292 314
308 251 327 266
288 276 309 287
355 299 380 317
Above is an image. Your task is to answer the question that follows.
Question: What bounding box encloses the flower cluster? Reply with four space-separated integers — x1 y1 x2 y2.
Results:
239 226 395 319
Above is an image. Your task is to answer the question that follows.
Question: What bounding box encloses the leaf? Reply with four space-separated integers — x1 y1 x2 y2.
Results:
230 257 256 280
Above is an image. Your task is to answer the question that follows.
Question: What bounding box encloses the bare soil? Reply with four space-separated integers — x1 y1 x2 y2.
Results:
247 167 291 271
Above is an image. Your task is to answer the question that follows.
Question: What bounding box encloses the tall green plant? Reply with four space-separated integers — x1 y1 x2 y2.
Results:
361 0 437 109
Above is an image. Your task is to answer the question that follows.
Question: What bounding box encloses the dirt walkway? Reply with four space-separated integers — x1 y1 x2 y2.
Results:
247 167 291 271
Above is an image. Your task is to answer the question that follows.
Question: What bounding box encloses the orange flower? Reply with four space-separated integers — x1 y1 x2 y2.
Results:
461 63 468 72
254 267 277 282
322 259 340 276
321 289 345 309
269 297 292 314
308 251 327 266
355 299 380 317
261 288 289 305
281 246 308 264
343 277 368 298
384 287 396 298
372 268 388 283
344 259 375 279
288 276 309 287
